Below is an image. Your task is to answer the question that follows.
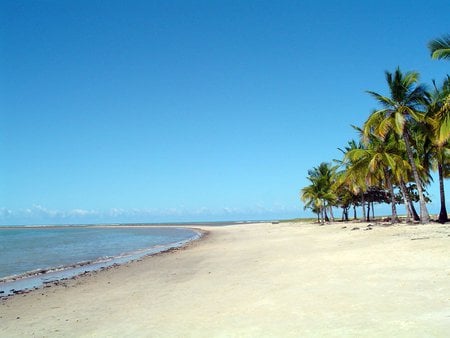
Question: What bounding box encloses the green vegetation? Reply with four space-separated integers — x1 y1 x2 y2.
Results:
428 34 450 60
301 35 450 224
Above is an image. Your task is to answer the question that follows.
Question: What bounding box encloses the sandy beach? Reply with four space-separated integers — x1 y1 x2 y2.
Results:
1 221 450 337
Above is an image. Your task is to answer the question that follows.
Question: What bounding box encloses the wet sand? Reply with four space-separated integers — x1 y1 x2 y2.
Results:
2 221 450 337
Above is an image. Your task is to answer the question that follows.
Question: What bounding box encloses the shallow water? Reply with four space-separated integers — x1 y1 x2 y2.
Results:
0 226 200 295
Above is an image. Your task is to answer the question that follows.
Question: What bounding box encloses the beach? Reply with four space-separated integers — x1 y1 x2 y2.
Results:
2 221 450 337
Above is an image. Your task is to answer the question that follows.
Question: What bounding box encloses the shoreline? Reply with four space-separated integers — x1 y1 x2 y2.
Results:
0 226 205 297
2 221 450 336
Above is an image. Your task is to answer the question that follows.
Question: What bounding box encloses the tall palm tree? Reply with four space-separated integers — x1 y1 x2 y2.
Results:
381 132 415 223
428 34 450 60
364 68 431 223
430 76 450 147
403 120 435 221
422 78 450 223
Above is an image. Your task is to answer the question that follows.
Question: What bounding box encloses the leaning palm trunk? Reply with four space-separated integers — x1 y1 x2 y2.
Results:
385 171 398 224
410 201 420 221
403 133 430 223
437 163 448 223
324 207 329 222
399 180 412 223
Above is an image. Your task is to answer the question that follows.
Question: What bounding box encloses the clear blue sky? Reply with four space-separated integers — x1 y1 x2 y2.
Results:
1 0 449 225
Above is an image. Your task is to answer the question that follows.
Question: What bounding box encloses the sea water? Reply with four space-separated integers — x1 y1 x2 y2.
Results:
0 226 200 295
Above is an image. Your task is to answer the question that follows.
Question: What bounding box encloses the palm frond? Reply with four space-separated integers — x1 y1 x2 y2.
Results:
377 115 393 138
407 108 426 123
384 153 397 172
366 91 396 108
409 84 429 107
368 156 378 173
394 112 406 135
428 35 450 60
403 70 420 89
438 110 450 146
364 109 389 140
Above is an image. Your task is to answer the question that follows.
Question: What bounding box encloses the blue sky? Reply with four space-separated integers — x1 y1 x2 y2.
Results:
1 0 449 225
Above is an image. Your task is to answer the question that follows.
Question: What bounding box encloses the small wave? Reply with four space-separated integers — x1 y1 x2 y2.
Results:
0 228 202 297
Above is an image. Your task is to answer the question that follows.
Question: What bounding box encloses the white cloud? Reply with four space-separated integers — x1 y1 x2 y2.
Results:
68 209 98 217
0 203 302 225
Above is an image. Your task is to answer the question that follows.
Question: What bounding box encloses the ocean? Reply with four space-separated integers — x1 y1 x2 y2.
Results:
0 225 201 296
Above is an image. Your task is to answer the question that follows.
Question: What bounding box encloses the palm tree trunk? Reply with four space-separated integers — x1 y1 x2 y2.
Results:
399 180 412 223
410 201 420 221
438 163 448 223
371 201 375 219
341 207 347 221
361 192 366 221
353 204 357 219
320 203 325 224
403 132 430 223
329 206 335 222
385 171 398 224
366 202 370 222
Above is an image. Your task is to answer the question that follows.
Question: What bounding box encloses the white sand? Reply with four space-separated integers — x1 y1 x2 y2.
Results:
2 221 450 337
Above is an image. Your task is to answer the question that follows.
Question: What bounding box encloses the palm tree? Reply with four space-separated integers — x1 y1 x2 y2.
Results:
380 132 415 223
364 68 431 223
335 138 367 220
332 177 354 221
428 34 450 60
301 183 324 223
301 162 337 224
345 131 410 224
422 78 450 223
430 76 450 147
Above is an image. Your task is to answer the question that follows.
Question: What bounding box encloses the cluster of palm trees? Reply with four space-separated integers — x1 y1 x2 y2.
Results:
301 35 450 225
